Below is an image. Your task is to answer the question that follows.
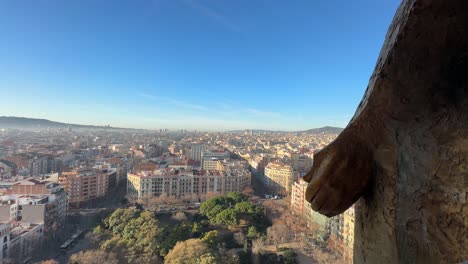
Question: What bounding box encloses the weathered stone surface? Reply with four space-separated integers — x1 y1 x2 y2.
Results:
303 0 468 263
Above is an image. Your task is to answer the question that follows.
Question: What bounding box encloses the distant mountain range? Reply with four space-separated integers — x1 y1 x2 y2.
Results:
0 116 128 130
0 116 344 133
300 126 344 134
228 126 343 134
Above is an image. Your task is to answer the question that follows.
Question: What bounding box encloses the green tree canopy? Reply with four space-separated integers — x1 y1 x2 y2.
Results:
227 192 249 203
201 230 220 249
213 208 238 226
103 208 141 235
200 193 265 230
157 223 194 256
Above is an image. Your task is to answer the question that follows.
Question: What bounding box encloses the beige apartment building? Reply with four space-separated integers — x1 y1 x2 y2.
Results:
264 163 294 193
290 178 308 215
127 161 251 200
291 177 355 263
342 205 355 263
202 159 225 170
59 168 109 207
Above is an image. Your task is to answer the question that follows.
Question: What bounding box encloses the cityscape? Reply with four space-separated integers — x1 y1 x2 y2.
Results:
0 119 351 263
2 0 464 263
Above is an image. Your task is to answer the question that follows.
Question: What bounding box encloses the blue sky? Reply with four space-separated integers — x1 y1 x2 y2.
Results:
0 0 400 131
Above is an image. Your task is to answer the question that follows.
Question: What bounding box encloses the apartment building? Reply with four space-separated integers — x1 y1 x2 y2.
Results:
264 163 294 193
190 144 207 162
59 168 109 207
5 153 62 176
0 199 18 222
202 159 225 170
0 192 66 231
290 177 355 262
127 161 250 200
291 154 313 174
200 150 230 168
0 160 17 179
248 155 269 176
7 222 44 264
342 205 355 262
290 178 308 215
0 223 10 262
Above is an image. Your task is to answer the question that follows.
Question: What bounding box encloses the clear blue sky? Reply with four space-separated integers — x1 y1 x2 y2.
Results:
0 0 400 131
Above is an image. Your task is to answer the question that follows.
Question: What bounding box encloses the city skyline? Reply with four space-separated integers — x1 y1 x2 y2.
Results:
0 0 400 130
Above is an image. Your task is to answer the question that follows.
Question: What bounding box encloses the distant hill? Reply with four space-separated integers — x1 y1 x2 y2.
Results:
301 126 343 134
227 129 283 133
0 116 128 130
227 126 343 134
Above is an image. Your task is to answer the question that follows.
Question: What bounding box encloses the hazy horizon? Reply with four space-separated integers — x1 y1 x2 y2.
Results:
0 115 346 132
0 1 399 130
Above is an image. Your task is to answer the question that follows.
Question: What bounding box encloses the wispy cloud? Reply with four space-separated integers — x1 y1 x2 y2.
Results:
215 102 233 110
213 101 284 118
184 0 241 32
138 93 208 111
244 108 282 118
138 94 292 128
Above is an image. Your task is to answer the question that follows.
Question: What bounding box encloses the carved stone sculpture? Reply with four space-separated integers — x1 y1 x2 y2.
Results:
303 0 468 263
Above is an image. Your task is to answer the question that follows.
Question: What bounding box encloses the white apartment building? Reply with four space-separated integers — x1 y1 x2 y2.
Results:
127 161 251 200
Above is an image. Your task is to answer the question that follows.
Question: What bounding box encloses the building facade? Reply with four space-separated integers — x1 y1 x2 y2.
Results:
290 178 308 215
127 161 251 200
0 160 17 179
8 222 44 263
200 150 230 168
342 205 355 262
5 153 62 176
264 163 294 193
0 223 11 262
290 177 355 263
59 168 109 207
190 144 207 162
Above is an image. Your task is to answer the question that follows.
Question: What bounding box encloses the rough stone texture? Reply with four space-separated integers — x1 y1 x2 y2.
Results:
303 0 468 263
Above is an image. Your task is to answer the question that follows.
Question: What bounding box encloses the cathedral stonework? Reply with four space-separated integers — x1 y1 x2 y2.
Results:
303 0 468 263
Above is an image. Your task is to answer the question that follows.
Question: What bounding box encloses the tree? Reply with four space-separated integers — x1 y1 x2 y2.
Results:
200 196 232 219
282 249 297 264
172 211 188 222
206 204 225 219
227 192 248 203
192 222 202 236
219 254 241 264
267 223 290 248
41 260 59 264
103 208 140 235
251 238 266 264
157 223 193 256
100 236 125 253
201 230 220 249
247 226 261 241
121 211 160 256
69 250 119 264
234 201 263 226
233 231 246 246
199 254 219 264
200 193 265 229
98 209 161 262
92 225 110 243
164 239 215 264
213 208 238 227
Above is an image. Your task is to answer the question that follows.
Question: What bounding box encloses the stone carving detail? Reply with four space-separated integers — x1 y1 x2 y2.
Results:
303 0 468 263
